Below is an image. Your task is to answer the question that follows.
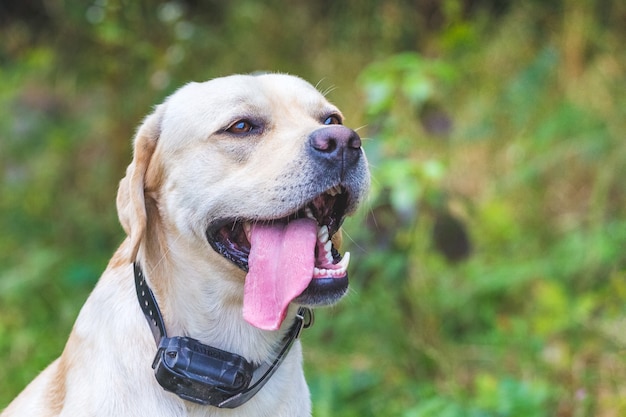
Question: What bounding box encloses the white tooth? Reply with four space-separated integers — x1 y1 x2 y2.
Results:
325 252 334 264
339 252 351 270
243 222 251 239
305 207 315 220
318 225 329 242
314 267 321 276
327 186 342 196
324 240 332 253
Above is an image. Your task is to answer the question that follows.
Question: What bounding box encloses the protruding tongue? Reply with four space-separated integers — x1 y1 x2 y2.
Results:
243 218 317 330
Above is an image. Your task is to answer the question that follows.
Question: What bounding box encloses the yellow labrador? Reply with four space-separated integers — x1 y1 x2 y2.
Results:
2 74 369 417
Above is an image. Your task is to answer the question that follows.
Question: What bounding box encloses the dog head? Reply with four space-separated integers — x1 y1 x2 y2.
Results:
117 74 370 330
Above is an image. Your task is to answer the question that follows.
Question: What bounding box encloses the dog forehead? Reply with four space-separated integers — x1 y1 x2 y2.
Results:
157 74 332 145
168 74 328 115
155 74 337 153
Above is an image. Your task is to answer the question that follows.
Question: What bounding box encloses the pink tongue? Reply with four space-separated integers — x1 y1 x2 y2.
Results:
243 218 317 330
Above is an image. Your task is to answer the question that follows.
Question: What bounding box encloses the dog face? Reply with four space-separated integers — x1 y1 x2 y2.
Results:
117 74 369 331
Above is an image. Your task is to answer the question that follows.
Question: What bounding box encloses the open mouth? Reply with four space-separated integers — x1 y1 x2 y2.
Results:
208 185 350 276
207 186 352 330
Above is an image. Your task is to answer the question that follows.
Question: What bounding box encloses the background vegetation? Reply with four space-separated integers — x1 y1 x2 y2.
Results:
1 0 625 415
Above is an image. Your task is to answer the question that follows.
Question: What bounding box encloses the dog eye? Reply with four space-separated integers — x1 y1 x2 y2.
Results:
323 115 342 125
227 120 255 134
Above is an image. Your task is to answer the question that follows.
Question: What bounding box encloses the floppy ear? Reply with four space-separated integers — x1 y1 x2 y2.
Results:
116 106 163 262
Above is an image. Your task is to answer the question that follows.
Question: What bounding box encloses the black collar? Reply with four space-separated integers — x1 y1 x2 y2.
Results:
133 262 313 408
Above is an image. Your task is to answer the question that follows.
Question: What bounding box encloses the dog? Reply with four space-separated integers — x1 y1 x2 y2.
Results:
1 73 370 417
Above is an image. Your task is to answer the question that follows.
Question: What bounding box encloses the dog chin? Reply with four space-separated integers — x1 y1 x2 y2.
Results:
294 276 349 306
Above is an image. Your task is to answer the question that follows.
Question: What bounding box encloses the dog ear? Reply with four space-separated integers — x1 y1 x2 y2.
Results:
116 106 163 262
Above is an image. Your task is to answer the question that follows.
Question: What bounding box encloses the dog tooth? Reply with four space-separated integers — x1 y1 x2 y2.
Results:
318 225 329 242
330 185 341 196
328 185 342 196
243 222 251 239
305 207 315 220
325 251 334 265
339 251 350 270
324 240 332 253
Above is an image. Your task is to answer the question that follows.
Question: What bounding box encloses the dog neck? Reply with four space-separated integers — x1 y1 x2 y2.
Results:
132 261 312 408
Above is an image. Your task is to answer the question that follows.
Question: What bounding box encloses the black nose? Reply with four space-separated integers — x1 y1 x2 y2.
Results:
308 126 362 175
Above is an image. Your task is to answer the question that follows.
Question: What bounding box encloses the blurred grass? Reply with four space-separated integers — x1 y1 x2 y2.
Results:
1 1 626 415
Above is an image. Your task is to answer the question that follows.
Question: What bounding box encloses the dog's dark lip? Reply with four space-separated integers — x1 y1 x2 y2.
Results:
206 187 350 273
293 276 349 305
207 220 251 272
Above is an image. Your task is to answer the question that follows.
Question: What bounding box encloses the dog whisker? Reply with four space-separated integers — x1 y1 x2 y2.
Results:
338 228 368 255
321 86 337 97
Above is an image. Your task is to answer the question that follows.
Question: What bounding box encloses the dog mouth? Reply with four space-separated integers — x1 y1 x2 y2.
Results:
209 186 349 273
207 186 351 330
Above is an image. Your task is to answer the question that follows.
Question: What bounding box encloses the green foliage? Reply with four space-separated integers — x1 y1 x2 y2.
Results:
403 375 550 417
2 1 626 415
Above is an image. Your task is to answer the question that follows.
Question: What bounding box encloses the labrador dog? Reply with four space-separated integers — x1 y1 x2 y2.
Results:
1 73 369 417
